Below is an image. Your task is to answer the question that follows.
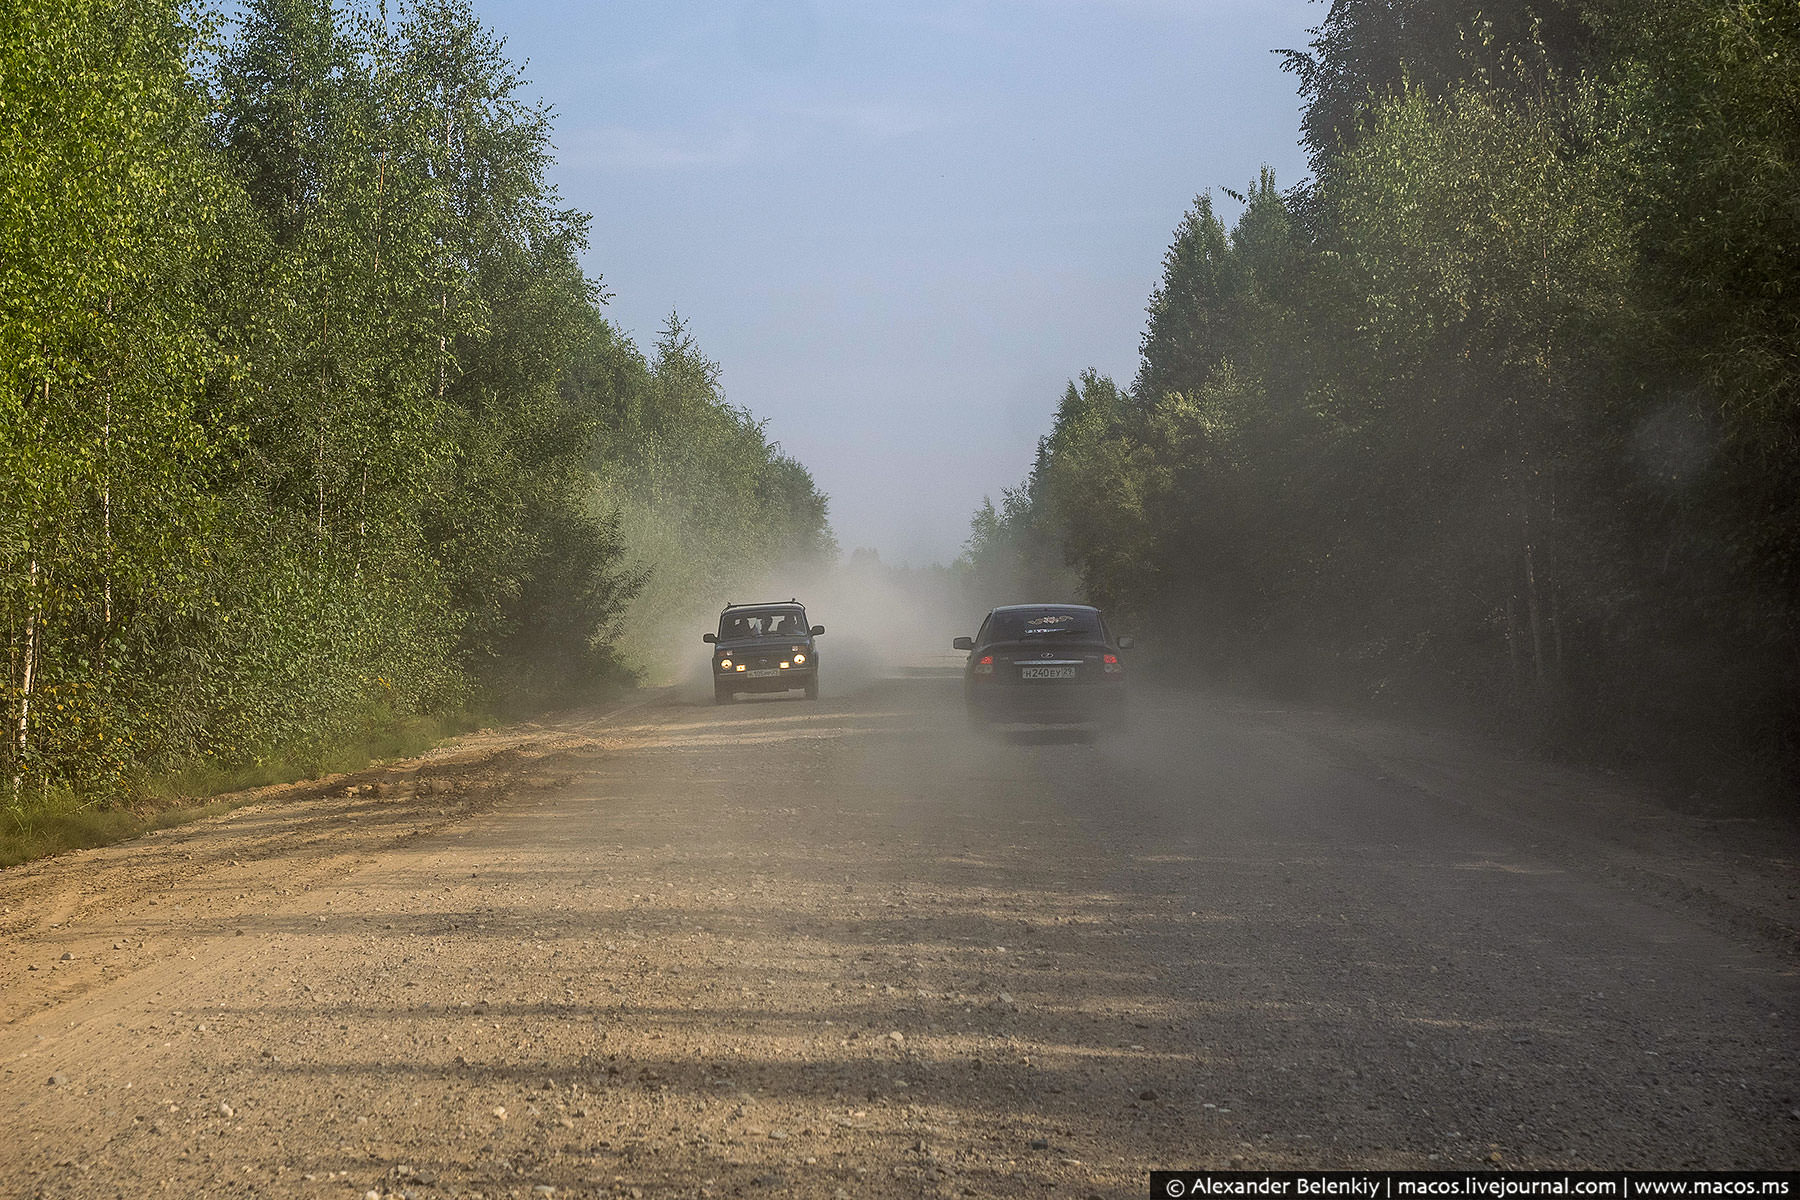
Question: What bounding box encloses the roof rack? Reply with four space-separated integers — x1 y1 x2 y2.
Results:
721 599 805 611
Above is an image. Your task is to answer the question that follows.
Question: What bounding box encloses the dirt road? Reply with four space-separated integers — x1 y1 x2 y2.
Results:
3 673 1797 1197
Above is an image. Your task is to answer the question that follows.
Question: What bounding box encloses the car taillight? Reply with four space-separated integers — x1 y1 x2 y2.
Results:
973 654 995 678
1103 653 1123 675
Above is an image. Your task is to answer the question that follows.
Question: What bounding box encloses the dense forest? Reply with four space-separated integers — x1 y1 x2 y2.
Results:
963 0 1797 794
1 0 832 809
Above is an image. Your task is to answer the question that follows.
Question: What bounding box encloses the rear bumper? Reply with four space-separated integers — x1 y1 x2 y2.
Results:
967 681 1125 724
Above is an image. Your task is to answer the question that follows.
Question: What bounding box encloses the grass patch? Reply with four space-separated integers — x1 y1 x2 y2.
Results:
141 710 486 805
0 794 252 870
0 709 490 870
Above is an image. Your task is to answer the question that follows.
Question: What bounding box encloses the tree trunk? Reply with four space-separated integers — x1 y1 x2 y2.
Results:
438 105 452 402
1523 521 1547 690
438 290 448 401
103 295 114 627
1506 592 1522 693
374 153 385 276
13 557 39 799
356 467 368 579
318 288 330 558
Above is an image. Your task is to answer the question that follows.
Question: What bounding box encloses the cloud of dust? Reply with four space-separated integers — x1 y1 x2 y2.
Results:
619 552 979 704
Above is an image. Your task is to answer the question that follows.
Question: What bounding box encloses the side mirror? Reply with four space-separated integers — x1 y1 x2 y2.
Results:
703 633 717 644
952 637 973 651
1117 636 1134 649
810 625 825 636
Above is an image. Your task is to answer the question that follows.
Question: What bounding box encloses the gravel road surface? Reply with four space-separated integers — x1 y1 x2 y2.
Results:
3 672 1796 1198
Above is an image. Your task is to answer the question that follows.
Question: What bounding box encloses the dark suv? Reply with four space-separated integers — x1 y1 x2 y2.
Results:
954 603 1130 729
704 601 824 704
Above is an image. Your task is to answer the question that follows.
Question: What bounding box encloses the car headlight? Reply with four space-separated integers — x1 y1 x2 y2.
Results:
718 658 733 670
792 652 807 665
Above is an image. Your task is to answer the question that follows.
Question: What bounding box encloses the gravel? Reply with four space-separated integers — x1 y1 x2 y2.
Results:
1 680 1795 1197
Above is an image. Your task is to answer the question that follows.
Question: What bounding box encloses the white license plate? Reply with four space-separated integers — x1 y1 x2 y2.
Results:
745 668 782 678
1020 665 1076 680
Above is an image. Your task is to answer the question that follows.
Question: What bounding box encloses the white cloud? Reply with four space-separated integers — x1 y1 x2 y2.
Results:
783 100 947 140
558 96 944 174
559 122 762 171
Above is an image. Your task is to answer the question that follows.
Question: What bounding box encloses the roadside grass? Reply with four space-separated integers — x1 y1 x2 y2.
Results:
0 711 488 869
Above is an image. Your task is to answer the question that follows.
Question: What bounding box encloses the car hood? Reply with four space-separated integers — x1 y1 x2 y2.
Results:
715 636 812 651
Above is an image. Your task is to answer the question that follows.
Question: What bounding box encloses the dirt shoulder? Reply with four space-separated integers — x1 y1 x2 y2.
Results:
0 698 655 1033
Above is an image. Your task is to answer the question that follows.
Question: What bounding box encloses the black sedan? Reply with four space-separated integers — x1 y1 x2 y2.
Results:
954 603 1131 729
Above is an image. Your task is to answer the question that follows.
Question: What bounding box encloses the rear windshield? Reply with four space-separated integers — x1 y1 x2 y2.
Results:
719 608 808 639
987 609 1102 641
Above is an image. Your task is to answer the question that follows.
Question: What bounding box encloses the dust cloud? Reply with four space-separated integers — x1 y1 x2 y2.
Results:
635 554 976 704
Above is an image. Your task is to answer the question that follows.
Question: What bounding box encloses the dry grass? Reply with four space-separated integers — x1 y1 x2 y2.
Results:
0 711 485 868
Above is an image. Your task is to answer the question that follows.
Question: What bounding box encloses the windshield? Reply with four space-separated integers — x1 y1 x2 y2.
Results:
987 609 1102 642
718 608 808 639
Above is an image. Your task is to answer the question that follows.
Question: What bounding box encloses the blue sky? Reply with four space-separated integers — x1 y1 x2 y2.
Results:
477 0 1320 565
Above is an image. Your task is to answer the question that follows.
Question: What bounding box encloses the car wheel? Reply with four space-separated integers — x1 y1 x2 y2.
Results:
714 683 734 704
804 675 819 700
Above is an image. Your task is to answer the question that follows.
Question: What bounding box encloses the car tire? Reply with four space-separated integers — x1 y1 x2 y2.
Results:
804 675 819 700
714 683 734 704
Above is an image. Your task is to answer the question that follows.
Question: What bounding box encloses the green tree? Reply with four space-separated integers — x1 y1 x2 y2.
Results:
1133 195 1233 408
1281 0 1595 168
585 313 835 678
1 0 834 813
1 0 227 794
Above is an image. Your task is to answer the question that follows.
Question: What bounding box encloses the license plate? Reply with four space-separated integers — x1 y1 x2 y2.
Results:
746 668 782 678
1020 665 1076 680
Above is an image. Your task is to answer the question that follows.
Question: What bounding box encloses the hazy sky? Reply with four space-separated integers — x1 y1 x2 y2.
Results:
477 0 1319 565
